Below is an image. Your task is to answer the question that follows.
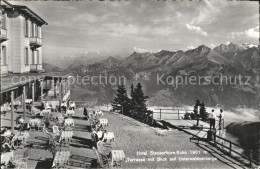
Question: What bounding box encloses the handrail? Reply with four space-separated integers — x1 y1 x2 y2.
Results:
214 134 260 166
153 108 193 120
155 108 260 166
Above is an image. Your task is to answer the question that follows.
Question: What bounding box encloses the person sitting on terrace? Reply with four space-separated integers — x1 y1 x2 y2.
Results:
19 122 30 132
97 140 110 158
16 115 24 125
44 102 51 110
61 101 67 112
26 103 32 115
69 101 76 110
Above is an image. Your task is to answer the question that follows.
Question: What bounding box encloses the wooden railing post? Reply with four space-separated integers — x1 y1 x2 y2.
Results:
178 110 180 120
160 109 161 120
229 141 232 155
214 132 216 145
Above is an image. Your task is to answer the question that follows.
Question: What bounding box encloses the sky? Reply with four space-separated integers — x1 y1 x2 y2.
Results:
13 0 259 58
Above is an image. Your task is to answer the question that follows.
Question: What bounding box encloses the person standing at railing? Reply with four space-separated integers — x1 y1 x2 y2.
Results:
218 109 224 130
209 109 216 131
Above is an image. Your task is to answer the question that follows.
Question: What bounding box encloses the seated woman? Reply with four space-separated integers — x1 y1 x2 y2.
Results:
97 140 110 158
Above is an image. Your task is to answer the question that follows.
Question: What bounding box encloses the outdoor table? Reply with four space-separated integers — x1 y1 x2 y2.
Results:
41 109 51 116
52 151 70 167
65 110 75 116
59 131 73 142
1 151 13 166
25 99 32 104
29 119 41 126
99 119 108 126
2 130 12 137
104 132 115 141
110 150 126 167
44 103 51 110
95 110 103 116
64 119 74 127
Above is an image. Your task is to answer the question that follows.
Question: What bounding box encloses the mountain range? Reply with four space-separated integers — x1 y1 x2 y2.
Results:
44 42 260 108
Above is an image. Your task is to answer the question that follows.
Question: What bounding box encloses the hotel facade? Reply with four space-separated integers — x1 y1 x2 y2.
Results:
1 0 71 132
1 0 47 75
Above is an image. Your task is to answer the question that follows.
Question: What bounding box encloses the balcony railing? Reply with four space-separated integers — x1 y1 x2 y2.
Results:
30 64 42 72
0 29 7 42
29 37 42 47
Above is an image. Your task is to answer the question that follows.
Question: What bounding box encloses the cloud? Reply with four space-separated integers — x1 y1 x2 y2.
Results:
210 44 216 48
186 24 208 36
186 46 195 50
229 26 259 39
132 47 160 53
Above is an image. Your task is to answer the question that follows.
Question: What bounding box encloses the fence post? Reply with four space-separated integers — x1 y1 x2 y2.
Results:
229 141 232 155
160 109 161 120
249 150 252 166
214 132 216 145
178 110 180 120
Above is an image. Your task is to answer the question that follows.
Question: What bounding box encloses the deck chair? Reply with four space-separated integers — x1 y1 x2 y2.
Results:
93 147 110 168
52 125 60 136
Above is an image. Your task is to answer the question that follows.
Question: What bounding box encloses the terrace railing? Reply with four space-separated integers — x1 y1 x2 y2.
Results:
154 108 260 166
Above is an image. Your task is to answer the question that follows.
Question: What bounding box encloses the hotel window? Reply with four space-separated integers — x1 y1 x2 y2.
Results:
24 19 29 37
25 47 29 65
2 46 7 65
31 23 34 37
2 14 6 29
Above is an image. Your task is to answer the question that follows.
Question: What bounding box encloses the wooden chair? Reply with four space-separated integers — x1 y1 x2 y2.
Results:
93 147 110 168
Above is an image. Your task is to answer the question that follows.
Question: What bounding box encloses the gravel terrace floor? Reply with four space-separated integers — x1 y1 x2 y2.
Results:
1 107 248 169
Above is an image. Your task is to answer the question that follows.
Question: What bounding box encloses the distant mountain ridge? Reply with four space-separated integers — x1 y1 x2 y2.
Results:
67 42 260 108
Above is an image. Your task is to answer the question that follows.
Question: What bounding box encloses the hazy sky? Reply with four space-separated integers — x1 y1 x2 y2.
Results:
13 0 259 57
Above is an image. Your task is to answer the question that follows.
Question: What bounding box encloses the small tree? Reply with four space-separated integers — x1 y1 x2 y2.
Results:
200 102 208 121
111 83 131 116
131 83 149 121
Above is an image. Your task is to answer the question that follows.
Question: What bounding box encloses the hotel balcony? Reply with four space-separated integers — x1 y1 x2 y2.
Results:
0 29 7 42
29 37 42 48
30 64 42 72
